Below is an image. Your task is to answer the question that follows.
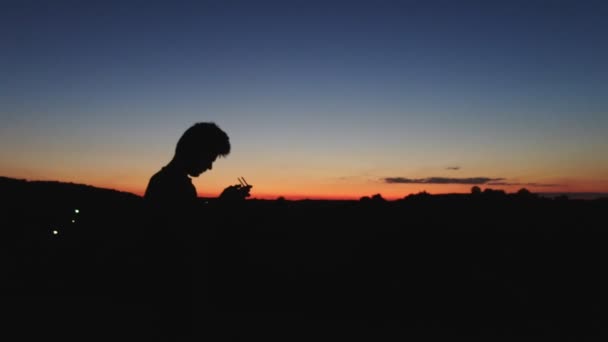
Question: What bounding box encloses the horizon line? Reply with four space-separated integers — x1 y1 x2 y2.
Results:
2 176 607 201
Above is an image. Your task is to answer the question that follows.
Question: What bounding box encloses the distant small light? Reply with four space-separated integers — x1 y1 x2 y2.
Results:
71 220 76 223
52 230 59 235
74 209 80 214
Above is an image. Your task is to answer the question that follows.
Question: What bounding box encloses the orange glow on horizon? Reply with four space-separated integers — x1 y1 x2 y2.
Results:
127 184 608 201
3 172 608 201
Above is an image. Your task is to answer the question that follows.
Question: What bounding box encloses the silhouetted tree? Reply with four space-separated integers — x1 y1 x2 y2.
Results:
515 188 537 200
404 190 431 200
471 186 482 195
482 188 506 200
517 188 530 195
483 188 505 195
371 193 386 202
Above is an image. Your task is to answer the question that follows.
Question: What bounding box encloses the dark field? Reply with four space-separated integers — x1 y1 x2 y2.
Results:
2 177 607 339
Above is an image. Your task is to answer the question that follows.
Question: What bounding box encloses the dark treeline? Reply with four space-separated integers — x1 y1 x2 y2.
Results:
2 176 608 338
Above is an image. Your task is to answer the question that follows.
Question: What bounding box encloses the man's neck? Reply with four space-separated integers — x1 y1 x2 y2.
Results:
165 158 189 178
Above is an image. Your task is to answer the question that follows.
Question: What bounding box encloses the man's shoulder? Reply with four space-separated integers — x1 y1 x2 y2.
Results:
148 167 190 185
145 167 196 201
148 167 167 183
146 168 169 192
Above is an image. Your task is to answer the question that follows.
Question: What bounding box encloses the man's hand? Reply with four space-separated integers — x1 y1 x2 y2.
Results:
219 177 252 201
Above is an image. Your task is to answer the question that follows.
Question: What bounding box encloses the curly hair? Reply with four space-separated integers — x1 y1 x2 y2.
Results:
175 122 231 160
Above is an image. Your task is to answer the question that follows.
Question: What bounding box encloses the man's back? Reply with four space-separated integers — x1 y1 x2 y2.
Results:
140 165 199 335
144 166 197 210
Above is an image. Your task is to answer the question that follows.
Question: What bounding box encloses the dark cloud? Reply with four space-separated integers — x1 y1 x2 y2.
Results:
446 166 461 170
385 177 504 185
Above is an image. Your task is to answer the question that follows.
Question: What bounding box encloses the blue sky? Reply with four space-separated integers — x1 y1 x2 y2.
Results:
1 0 607 198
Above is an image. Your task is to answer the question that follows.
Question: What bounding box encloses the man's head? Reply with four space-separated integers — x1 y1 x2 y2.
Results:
174 122 230 177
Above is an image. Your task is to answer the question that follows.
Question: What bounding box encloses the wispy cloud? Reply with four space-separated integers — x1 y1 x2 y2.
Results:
383 176 559 187
384 177 504 185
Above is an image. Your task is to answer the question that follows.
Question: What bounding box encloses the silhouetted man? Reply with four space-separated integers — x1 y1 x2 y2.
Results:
140 122 248 336
145 122 230 209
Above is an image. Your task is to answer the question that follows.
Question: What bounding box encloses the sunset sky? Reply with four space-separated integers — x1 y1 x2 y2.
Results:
1 1 607 199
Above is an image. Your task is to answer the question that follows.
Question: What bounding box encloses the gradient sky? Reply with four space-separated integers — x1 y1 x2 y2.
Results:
1 0 607 199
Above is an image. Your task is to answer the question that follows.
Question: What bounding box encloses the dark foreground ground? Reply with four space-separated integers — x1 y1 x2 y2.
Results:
2 178 608 339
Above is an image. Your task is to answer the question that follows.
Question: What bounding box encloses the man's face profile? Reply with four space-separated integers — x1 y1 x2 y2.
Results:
187 154 217 177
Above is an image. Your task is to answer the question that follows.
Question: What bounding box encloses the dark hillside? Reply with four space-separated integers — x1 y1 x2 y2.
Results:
2 177 607 338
